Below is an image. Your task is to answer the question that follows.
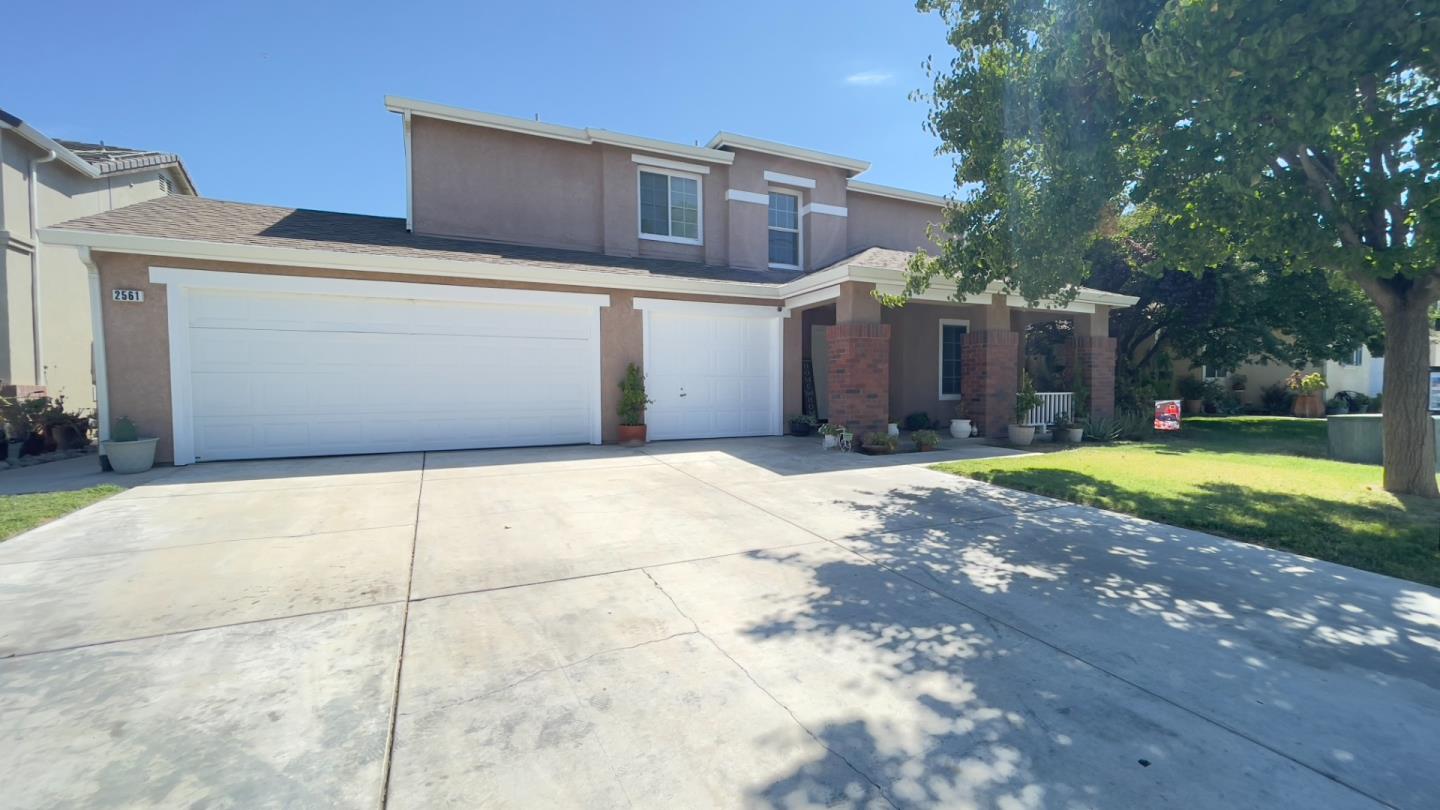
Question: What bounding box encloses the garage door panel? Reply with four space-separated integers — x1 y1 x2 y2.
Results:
183 287 598 461
644 308 779 441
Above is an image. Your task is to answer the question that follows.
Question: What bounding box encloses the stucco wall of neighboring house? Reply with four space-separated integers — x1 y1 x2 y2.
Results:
2 129 181 408
1176 346 1384 407
92 251 779 462
846 192 942 255
884 301 987 423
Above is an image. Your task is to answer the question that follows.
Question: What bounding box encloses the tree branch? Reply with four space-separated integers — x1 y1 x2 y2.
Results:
1285 149 1365 249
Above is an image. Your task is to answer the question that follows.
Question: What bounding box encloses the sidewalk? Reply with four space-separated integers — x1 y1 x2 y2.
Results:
0 453 175 496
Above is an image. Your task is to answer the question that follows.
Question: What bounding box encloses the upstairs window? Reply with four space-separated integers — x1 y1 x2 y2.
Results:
768 191 801 268
639 169 701 244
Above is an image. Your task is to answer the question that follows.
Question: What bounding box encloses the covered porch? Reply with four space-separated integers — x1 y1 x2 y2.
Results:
781 256 1135 439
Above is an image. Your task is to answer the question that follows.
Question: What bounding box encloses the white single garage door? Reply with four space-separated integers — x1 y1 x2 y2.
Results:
637 298 784 441
157 270 606 463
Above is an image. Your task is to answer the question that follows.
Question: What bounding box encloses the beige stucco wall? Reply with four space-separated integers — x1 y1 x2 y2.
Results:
2 129 182 408
1175 346 1383 406
884 301 987 423
92 252 778 462
846 192 943 255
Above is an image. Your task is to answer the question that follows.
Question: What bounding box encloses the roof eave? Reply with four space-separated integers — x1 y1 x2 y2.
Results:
705 131 871 174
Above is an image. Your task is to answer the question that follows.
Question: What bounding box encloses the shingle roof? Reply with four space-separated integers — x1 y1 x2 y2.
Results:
55 139 186 176
49 195 803 285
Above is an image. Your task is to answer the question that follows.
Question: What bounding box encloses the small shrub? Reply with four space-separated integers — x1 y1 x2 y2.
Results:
861 431 897 450
1326 395 1350 414
616 363 651 426
1259 383 1294 415
1014 372 1041 425
819 423 846 437
902 412 932 431
1177 376 1208 400
1083 415 1123 442
1369 394 1382 413
1083 410 1150 442
912 429 941 450
112 416 139 442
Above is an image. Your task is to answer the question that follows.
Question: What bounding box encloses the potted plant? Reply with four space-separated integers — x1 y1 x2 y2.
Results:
788 414 818 436
616 363 652 445
949 400 973 439
912 429 941 451
886 418 900 439
1052 412 1084 444
1286 371 1327 418
819 422 846 450
1008 371 1042 446
859 431 898 455
103 416 158 474
1177 376 1207 415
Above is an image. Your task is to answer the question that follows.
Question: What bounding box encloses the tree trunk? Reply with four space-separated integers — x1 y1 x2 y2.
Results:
1379 295 1439 497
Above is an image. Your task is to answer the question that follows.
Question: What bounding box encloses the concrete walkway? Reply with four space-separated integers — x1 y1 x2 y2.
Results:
0 452 175 495
0 438 1434 808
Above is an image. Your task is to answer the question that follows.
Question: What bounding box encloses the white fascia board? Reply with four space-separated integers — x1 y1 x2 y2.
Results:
725 189 769 205
707 132 870 174
632 154 710 175
42 228 782 300
633 297 783 318
763 170 816 189
150 266 611 308
384 96 733 165
846 180 948 207
3 120 100 177
783 285 840 310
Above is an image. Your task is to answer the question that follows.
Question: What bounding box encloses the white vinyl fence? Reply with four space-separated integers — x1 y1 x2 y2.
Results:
1023 392 1074 428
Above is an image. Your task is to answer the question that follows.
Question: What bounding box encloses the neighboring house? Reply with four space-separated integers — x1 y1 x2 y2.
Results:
1177 345 1385 406
0 108 195 410
42 96 1135 465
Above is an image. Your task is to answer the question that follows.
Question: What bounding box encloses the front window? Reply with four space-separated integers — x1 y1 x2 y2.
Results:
639 169 700 243
940 320 968 398
1342 347 1364 366
768 191 800 268
1201 364 1232 380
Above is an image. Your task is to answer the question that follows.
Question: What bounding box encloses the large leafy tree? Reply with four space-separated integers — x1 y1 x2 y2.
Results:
910 0 1440 496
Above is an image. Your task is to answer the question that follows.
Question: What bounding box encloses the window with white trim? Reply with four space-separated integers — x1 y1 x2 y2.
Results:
638 169 701 243
768 191 801 268
1341 347 1364 366
939 319 968 399
1201 364 1233 380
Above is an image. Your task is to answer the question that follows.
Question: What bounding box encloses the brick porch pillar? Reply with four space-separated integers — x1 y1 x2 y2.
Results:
1071 335 1117 418
825 322 890 437
961 330 1020 438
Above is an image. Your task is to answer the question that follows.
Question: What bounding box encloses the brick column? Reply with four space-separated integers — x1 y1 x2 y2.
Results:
1071 335 1117 418
825 322 890 437
961 330 1020 438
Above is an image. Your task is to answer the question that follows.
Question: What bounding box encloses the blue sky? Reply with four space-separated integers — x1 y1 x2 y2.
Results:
8 2 956 219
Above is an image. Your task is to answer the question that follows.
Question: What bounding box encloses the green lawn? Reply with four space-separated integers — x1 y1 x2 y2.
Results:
0 485 124 541
934 417 1440 588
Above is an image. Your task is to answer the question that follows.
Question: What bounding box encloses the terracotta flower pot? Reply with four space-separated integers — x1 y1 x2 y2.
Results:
617 424 647 445
1291 393 1325 419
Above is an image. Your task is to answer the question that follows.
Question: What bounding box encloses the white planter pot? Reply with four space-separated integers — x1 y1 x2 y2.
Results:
1059 427 1084 443
887 423 899 438
102 438 158 474
949 419 972 439
1007 424 1036 446
822 434 838 450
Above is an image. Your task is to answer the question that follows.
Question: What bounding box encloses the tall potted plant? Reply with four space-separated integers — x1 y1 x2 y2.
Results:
949 400 973 439
1287 372 1327 418
102 416 158 474
616 363 652 445
1177 376 1207 415
1008 372 1042 446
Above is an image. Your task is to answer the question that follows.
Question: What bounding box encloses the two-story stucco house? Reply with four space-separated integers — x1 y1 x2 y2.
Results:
1 108 195 411
41 96 1134 465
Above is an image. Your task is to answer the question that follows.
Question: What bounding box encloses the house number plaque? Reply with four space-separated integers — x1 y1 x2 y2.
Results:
112 289 145 303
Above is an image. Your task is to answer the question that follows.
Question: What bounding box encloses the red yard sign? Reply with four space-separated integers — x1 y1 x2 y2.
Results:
1154 399 1181 431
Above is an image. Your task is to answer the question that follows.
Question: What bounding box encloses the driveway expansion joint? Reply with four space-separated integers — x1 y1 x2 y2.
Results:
377 452 426 810
642 567 898 808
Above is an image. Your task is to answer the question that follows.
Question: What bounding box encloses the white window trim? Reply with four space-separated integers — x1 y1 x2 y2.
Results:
938 318 970 400
725 189 769 205
631 153 710 175
638 167 703 246
767 188 803 271
763 170 816 189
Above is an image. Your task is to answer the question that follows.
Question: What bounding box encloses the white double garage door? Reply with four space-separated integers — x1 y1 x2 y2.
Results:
154 270 783 463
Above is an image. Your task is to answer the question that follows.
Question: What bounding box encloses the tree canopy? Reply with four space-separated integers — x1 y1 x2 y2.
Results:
910 0 1440 495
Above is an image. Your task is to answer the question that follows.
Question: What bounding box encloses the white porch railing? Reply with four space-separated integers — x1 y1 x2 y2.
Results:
1024 392 1074 428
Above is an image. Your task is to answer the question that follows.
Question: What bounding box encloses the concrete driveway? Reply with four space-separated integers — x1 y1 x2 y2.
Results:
0 438 1436 809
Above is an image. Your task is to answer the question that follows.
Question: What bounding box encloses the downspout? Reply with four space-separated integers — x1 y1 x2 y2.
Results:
28 148 58 386
81 248 112 470
402 111 414 232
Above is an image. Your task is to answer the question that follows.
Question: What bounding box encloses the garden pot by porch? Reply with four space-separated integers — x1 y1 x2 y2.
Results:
1007 424 1036 446
1056 427 1084 443
789 422 814 436
102 438 158 474
617 425 647 445
886 423 900 438
822 434 838 449
949 419 972 439
860 443 895 455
